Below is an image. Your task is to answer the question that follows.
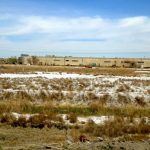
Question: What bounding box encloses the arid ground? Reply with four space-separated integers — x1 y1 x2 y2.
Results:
0 65 150 150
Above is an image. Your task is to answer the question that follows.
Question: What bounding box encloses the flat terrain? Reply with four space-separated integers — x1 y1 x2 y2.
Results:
0 125 150 150
0 65 150 149
0 64 137 76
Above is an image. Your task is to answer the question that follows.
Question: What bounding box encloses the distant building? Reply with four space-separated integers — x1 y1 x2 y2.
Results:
21 55 150 68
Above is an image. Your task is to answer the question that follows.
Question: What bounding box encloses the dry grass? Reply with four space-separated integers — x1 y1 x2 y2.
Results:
68 113 77 123
69 128 81 142
117 94 131 104
0 111 66 130
0 100 32 114
123 134 150 141
0 64 136 76
82 116 150 138
116 84 130 92
0 102 150 144
147 89 150 95
1 71 149 107
0 64 150 148
0 99 150 118
0 125 65 149
135 96 146 107
82 119 96 133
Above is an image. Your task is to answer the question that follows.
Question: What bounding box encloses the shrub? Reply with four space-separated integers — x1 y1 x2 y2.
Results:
69 113 77 123
39 90 49 101
28 114 47 125
138 124 150 134
118 94 131 104
86 92 99 101
116 85 126 92
82 116 150 137
16 91 33 101
147 89 150 95
135 96 146 107
0 92 12 100
100 94 111 105
82 119 96 134
53 122 68 130
16 116 28 127
0 114 14 123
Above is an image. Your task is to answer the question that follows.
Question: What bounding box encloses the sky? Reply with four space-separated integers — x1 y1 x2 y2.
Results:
0 0 150 58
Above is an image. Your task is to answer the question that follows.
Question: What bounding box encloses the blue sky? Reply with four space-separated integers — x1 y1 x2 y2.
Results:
0 0 150 57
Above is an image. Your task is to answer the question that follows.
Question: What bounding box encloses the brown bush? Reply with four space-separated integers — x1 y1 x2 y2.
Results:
0 114 15 123
17 116 28 127
118 94 131 104
94 117 125 137
16 91 33 101
69 113 77 123
0 92 13 100
135 96 146 107
86 92 99 101
147 89 150 95
28 114 47 125
100 94 111 104
82 119 96 134
49 92 64 101
82 116 150 137
11 116 27 128
116 85 126 92
139 124 150 134
39 90 49 101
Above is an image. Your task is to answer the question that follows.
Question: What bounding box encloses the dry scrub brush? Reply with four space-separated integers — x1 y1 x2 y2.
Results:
135 96 146 107
81 117 150 138
68 113 77 123
0 65 136 76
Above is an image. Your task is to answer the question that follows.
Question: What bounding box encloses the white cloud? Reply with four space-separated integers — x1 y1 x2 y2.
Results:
0 16 106 35
119 16 149 27
0 14 150 53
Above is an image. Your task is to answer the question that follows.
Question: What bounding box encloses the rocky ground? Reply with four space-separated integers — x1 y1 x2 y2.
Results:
3 140 150 150
65 140 150 150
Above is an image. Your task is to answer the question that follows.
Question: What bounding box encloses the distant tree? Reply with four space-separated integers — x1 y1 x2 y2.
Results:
21 54 29 57
0 58 6 64
7 57 18 64
32 56 39 65
27 58 32 65
18 57 23 64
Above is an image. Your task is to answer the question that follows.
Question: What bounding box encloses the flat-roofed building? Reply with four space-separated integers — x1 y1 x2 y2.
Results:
21 56 150 68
